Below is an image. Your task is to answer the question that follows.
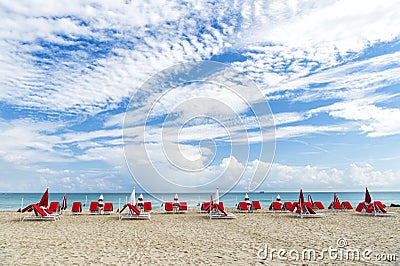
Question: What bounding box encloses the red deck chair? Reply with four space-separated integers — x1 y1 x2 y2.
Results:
374 201 387 213
329 201 342 210
143 202 152 212
165 202 173 212
129 204 141 215
201 202 211 212
48 202 60 214
179 202 188 211
296 202 316 215
103 202 113 214
251 201 261 211
341 201 353 209
269 202 282 211
366 203 375 213
71 202 82 214
314 202 324 209
355 202 367 212
237 202 248 212
283 202 293 211
89 202 99 214
218 202 225 210
21 204 59 221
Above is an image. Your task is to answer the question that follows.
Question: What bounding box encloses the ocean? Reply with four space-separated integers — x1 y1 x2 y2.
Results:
1 191 399 211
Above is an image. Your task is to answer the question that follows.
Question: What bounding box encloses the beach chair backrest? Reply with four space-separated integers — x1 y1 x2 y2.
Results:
129 204 141 215
143 202 152 211
252 201 261 210
165 202 173 211
314 202 324 209
49 202 60 212
218 202 224 210
72 202 82 212
374 201 387 213
32 204 48 217
355 202 366 212
202 202 211 211
90 202 99 211
104 202 113 211
365 203 375 213
273 202 282 210
179 202 188 211
341 201 352 209
238 202 248 210
283 202 292 211
333 202 342 210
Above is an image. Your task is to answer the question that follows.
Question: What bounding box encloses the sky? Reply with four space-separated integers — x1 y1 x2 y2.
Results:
0 0 400 193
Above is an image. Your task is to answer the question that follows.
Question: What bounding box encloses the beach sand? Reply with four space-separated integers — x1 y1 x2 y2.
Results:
1 208 399 265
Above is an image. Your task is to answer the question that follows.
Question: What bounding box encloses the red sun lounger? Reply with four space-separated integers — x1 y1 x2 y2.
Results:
355 202 367 212
165 202 173 212
179 202 188 211
71 202 82 214
119 203 151 220
269 202 282 211
89 202 99 214
200 202 211 212
251 201 261 211
143 202 152 212
314 202 324 209
103 202 113 214
22 204 60 221
237 202 249 212
341 201 353 210
48 202 60 214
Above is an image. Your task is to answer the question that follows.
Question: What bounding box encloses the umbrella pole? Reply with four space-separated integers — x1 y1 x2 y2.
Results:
19 197 23 222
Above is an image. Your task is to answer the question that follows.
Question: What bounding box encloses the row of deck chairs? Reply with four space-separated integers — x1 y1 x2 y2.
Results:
236 201 262 212
164 202 188 213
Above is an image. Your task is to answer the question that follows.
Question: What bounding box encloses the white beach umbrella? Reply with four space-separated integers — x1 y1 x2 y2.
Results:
244 193 250 205
98 194 104 208
214 188 220 204
129 187 136 205
138 193 144 206
276 194 281 201
174 193 179 204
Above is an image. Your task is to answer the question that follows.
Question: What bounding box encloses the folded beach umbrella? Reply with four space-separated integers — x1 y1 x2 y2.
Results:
298 189 305 208
276 194 281 201
98 194 104 207
214 188 220 204
307 194 314 205
61 193 67 210
38 188 49 208
129 187 136 205
174 193 179 205
365 188 371 204
137 193 144 207
333 193 340 203
244 193 251 205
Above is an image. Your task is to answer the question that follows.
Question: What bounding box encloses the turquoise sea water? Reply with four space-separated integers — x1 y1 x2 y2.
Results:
1 191 399 211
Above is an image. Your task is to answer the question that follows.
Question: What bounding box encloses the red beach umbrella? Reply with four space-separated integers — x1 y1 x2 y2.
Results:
38 188 49 208
61 193 67 210
365 188 371 204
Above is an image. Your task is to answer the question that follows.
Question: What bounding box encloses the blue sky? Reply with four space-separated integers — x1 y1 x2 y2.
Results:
0 0 400 193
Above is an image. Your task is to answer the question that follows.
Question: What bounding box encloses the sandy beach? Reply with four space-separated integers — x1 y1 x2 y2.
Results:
1 209 399 265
